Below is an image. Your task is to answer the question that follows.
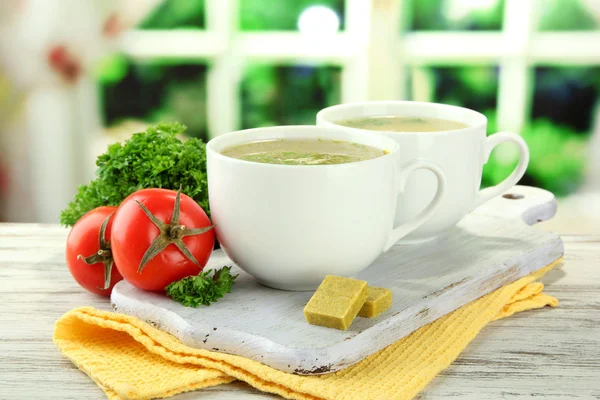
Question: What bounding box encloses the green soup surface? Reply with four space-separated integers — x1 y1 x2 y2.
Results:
336 116 468 132
221 139 385 165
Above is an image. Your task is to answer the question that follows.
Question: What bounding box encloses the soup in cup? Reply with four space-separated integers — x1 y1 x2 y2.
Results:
206 125 446 290
317 101 529 243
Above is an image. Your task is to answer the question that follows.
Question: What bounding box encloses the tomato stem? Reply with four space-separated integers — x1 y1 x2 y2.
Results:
77 214 115 290
169 225 186 239
98 249 112 257
135 189 214 274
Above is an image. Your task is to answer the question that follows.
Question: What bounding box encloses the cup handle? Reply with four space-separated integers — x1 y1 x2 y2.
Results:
474 132 530 209
383 160 447 251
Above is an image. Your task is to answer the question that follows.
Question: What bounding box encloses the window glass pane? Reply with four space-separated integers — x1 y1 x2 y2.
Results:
533 67 600 132
241 64 341 128
538 0 599 31
99 58 208 140
409 0 504 31
412 66 499 111
525 67 599 195
139 0 206 30
240 0 345 31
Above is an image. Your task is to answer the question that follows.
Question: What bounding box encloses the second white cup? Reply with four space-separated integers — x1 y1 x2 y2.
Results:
317 101 529 243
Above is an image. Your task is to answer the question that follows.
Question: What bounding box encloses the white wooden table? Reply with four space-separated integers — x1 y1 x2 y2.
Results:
1 223 599 399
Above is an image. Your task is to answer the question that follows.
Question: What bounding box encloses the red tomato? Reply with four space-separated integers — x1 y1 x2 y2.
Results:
65 206 123 296
111 188 214 291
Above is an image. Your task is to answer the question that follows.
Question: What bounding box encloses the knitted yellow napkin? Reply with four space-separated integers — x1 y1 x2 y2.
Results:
54 259 561 400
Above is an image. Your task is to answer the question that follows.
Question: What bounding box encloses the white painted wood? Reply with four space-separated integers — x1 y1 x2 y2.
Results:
120 30 600 65
496 0 538 134
239 32 354 63
0 222 598 399
341 57 369 104
340 0 371 103
399 31 600 65
111 186 564 375
472 185 557 225
342 0 406 103
403 32 507 65
364 0 404 100
531 32 600 64
206 0 240 138
410 66 434 102
119 30 223 60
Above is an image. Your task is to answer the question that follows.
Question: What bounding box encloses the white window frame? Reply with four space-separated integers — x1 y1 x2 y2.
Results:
120 0 600 136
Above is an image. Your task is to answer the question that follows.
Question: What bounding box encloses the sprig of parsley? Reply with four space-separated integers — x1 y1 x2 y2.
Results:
165 267 238 307
60 123 209 226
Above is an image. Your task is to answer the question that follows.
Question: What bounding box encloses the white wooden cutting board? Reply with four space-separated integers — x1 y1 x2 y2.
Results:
111 185 564 375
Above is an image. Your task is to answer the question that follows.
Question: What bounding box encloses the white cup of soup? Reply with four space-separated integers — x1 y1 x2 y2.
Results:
207 125 446 290
317 101 530 243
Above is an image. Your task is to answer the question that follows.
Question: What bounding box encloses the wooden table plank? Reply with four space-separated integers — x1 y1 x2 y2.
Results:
0 225 599 399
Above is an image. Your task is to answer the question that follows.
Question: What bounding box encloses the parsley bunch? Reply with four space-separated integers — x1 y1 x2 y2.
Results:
60 123 209 226
165 267 238 307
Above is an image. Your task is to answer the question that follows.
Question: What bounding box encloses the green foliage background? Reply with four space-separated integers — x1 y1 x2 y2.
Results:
97 0 599 197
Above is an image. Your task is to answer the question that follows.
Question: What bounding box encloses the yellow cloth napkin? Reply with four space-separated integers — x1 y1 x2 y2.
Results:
54 259 561 400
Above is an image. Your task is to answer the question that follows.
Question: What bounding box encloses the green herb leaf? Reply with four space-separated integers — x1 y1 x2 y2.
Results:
60 123 209 226
165 267 238 307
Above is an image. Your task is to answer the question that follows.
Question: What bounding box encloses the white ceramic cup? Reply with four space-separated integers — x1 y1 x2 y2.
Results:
207 125 446 290
317 101 530 242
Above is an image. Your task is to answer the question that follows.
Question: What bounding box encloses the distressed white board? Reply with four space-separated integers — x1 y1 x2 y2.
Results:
111 185 564 375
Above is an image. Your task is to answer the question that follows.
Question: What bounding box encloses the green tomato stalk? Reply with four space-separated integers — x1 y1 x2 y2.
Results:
134 189 213 273
77 214 114 290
